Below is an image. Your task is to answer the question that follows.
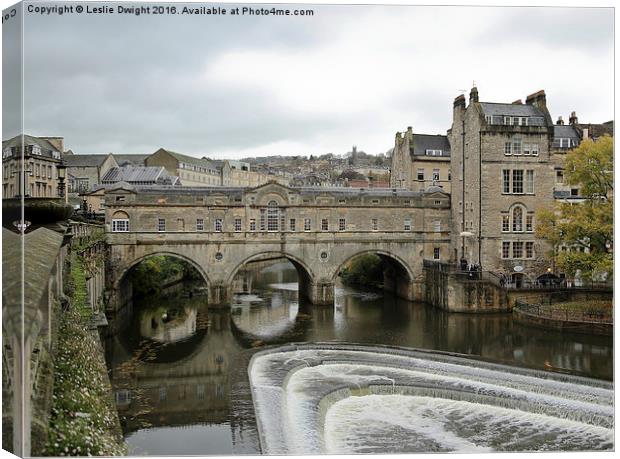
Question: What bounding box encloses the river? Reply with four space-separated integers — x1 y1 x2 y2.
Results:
104 260 613 455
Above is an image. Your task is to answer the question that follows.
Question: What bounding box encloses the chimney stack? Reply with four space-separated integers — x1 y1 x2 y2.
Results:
525 90 547 109
469 86 479 103
512 99 523 105
453 94 466 109
569 111 578 125
556 116 564 125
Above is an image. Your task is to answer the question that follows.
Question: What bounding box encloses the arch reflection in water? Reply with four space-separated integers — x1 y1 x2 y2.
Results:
231 260 301 341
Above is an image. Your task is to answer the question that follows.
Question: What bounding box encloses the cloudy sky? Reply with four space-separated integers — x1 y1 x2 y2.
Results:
2 1 614 158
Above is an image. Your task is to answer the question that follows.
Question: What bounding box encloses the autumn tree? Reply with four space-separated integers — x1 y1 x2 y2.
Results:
536 135 613 281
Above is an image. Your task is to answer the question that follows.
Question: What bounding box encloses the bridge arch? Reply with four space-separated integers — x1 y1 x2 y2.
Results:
332 249 416 301
227 251 317 303
114 251 212 291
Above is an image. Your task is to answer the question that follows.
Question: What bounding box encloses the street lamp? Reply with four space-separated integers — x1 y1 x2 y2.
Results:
56 160 67 198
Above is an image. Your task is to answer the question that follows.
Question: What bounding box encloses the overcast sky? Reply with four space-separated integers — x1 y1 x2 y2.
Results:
2 2 614 159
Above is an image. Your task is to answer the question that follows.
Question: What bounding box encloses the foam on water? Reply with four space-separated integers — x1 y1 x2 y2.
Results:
324 395 613 454
248 344 613 455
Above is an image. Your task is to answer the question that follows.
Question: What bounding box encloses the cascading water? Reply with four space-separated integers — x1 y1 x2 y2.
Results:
248 344 613 454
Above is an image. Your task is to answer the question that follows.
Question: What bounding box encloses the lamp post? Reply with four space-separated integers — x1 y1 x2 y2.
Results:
56 160 67 199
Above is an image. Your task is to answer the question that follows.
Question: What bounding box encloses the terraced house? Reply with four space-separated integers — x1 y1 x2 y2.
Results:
391 86 613 286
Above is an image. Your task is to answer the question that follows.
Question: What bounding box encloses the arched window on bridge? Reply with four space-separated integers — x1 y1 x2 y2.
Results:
112 211 129 232
267 200 279 232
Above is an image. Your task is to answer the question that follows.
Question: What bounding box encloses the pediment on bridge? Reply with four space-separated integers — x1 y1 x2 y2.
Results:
248 180 299 203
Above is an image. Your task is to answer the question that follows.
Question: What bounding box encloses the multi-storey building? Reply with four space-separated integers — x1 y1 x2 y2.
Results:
390 127 451 193
2 135 64 198
391 86 613 286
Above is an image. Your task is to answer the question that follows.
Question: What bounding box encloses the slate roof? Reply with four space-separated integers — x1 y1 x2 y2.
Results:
479 102 545 117
63 154 112 167
2 134 62 158
2 227 65 332
578 121 614 139
411 134 451 157
553 125 580 140
101 166 167 184
156 149 221 170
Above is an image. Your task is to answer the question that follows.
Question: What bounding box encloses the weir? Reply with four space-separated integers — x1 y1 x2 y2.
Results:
249 344 614 454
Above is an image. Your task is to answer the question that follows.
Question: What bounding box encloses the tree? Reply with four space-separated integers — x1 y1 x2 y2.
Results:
536 136 613 281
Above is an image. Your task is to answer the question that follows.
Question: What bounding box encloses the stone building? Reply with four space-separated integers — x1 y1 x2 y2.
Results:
2 135 64 198
64 152 119 194
390 127 452 193
391 86 613 286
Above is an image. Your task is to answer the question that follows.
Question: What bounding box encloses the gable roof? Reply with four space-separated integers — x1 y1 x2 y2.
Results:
411 134 451 157
152 148 221 170
63 153 113 167
479 102 545 118
113 154 149 166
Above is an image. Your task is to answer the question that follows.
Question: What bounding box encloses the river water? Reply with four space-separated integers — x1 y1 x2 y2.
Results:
104 261 613 455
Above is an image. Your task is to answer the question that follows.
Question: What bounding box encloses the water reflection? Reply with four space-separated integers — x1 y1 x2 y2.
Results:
105 260 613 456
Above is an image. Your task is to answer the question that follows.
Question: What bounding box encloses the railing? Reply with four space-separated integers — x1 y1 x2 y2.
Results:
506 279 612 291
514 299 612 324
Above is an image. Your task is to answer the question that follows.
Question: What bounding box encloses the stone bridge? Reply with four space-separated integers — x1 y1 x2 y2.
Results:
104 182 451 308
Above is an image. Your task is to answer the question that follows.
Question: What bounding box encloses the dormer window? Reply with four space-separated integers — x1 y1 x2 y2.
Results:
426 149 443 156
31 145 41 156
3 148 11 159
52 151 61 160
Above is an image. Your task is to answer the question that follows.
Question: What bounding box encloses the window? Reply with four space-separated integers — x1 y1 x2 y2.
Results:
157 218 166 232
512 138 522 155
512 207 523 232
304 218 311 231
433 220 441 232
485 115 493 124
433 247 440 260
404 219 412 231
512 170 523 193
196 218 204 231
47 165 52 178
531 144 539 156
35 164 40 177
504 142 512 155
556 170 564 184
417 169 424 181
321 218 329 231
526 215 533 232
571 188 579 196
112 219 129 232
371 218 378 231
426 149 443 156
434 200 442 205
2 148 11 159
560 138 571 148
502 242 510 259
526 241 534 258
339 218 346 231
289 218 296 231
32 145 41 156
159 387 167 401
432 169 440 181
250 219 256 231
260 209 266 231
234 218 242 232
525 170 534 194
267 201 279 231
215 218 223 232
512 241 524 258
502 170 510 193
502 214 510 232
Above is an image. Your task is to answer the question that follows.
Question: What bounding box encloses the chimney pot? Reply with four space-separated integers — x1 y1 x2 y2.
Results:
569 111 578 125
556 116 564 125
